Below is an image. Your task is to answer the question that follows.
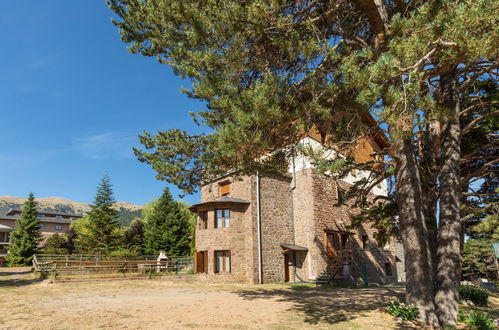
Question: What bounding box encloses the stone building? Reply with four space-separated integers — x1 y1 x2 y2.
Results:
190 134 399 284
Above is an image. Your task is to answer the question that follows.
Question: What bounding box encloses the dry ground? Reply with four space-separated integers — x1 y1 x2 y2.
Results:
0 267 405 329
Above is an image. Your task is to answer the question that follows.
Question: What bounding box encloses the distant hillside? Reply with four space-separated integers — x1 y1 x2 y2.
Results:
0 196 143 226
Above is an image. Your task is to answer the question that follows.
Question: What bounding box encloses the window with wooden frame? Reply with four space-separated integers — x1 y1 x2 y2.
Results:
215 209 230 228
219 181 230 197
214 250 230 273
336 186 345 205
385 262 393 276
199 211 208 229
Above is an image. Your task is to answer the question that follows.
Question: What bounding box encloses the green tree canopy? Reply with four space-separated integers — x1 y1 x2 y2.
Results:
6 193 42 266
143 188 192 256
109 0 498 326
74 175 120 254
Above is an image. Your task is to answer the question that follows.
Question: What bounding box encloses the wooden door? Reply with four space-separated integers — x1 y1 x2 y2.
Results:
284 253 290 282
326 233 339 258
195 251 208 273
194 251 204 273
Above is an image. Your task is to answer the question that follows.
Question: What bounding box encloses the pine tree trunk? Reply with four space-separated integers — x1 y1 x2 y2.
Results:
435 69 462 326
421 119 440 287
394 139 439 326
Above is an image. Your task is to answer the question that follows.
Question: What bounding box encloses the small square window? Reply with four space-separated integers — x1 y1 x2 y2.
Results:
40 224 45 229
215 209 230 228
55 225 62 230
219 182 230 197
199 211 208 229
215 250 230 273
385 263 393 276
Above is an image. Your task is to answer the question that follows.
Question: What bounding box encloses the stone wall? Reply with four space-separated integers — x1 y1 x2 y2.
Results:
195 169 398 285
292 169 398 284
259 173 293 283
196 175 256 282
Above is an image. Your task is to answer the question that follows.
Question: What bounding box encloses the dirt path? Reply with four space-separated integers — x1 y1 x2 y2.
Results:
0 268 402 329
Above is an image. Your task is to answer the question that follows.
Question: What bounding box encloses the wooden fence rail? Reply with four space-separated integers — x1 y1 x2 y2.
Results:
33 254 194 280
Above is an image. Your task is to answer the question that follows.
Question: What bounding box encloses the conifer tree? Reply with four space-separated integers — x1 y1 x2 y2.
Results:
6 193 42 266
85 175 120 253
143 188 192 256
123 218 145 254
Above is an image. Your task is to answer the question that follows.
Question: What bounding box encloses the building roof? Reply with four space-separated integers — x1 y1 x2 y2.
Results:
189 196 250 212
0 223 13 231
2 207 83 218
280 243 308 251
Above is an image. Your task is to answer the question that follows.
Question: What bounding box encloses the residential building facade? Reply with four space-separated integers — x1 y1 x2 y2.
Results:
190 134 400 284
0 208 82 266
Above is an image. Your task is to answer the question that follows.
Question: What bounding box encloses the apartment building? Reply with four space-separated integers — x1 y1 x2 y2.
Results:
0 208 82 265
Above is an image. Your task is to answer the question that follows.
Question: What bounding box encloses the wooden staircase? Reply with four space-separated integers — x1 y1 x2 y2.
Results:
316 249 354 284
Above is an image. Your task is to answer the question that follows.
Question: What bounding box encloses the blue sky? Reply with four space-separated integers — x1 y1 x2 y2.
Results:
0 1 204 206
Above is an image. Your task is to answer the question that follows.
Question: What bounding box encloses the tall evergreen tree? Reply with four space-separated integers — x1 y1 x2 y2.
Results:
84 175 120 253
6 193 42 266
143 188 192 256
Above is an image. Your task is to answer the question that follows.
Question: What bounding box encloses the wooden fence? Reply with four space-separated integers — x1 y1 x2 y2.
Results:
33 254 194 280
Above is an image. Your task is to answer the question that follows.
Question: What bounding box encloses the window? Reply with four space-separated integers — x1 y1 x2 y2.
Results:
38 213 45 218
40 224 45 229
219 181 230 197
215 250 230 273
55 225 62 230
215 209 230 228
336 186 345 205
385 263 393 276
199 211 208 229
361 235 368 249
56 215 62 219
340 233 349 249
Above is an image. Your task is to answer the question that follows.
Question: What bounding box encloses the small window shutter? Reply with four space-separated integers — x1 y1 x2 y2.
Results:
220 183 230 196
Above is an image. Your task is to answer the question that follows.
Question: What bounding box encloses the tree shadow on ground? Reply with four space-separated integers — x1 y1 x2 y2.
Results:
0 268 43 287
235 285 404 325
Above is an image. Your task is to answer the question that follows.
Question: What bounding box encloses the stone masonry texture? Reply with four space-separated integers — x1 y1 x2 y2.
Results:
194 169 398 284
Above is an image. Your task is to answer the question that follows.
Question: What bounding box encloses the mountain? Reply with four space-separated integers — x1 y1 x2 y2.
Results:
0 196 143 226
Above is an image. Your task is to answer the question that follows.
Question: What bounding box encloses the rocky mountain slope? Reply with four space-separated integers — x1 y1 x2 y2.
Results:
0 196 143 226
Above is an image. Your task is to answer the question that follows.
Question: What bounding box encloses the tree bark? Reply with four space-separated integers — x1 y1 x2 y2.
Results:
421 119 440 286
394 139 439 326
435 69 462 326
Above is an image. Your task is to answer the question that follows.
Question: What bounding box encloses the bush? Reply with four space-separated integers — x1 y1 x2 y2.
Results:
459 285 488 306
463 311 495 330
385 301 419 321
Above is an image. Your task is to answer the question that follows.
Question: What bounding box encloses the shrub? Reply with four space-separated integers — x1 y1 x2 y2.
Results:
463 311 495 330
385 301 419 321
459 285 488 306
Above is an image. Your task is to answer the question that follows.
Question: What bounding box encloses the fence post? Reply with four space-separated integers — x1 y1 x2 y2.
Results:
175 259 178 275
51 262 57 281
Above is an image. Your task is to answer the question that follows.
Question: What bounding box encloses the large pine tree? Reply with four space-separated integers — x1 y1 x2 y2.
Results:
6 193 42 266
85 175 120 253
109 0 497 326
143 188 192 256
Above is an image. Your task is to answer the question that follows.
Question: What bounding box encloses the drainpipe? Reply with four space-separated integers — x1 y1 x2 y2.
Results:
256 171 263 284
290 154 302 283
